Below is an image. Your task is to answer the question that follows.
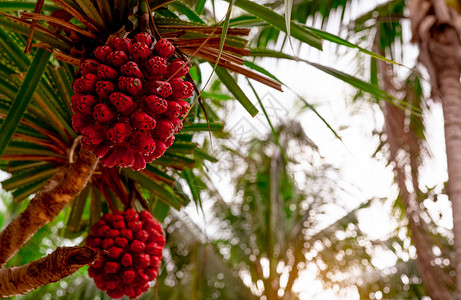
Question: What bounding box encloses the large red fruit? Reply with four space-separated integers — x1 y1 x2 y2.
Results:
70 33 194 170
87 209 165 299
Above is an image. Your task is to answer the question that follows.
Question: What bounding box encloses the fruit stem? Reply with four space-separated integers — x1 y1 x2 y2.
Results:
0 246 100 297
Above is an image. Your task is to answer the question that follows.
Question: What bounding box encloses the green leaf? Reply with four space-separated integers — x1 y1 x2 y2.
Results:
169 141 197 154
144 165 176 185
154 153 195 169
285 0 295 55
90 187 102 227
12 176 50 202
223 0 322 50
76 0 105 28
0 161 47 173
195 0 206 14
0 2 58 12
249 48 419 114
123 169 183 209
66 185 90 232
194 148 218 163
200 91 233 101
0 49 51 158
247 79 288 163
201 0 235 96
0 27 29 71
306 61 416 112
182 122 224 132
305 26 400 65
229 15 264 27
182 169 206 209
153 199 170 222
299 97 343 142
1 164 57 191
243 61 282 83
170 1 205 24
215 66 258 117
0 17 71 51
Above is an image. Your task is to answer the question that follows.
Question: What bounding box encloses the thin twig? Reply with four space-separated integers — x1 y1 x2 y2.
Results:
24 0 44 54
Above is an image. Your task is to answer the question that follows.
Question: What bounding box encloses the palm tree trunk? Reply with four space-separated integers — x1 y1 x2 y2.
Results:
379 57 453 299
439 63 461 295
0 246 99 297
410 1 461 295
0 147 97 267
266 154 278 300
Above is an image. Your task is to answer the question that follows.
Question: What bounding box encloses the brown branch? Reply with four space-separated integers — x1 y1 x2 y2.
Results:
157 25 251 36
51 49 81 66
47 0 102 33
24 0 44 54
20 12 98 39
181 48 283 91
0 147 98 267
0 246 100 297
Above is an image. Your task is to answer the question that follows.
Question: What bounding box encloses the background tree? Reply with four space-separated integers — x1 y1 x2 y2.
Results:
243 0 459 298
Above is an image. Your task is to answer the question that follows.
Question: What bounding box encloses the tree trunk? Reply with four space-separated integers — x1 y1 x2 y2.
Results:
440 64 461 297
0 146 97 267
0 246 99 297
410 0 461 296
379 56 454 299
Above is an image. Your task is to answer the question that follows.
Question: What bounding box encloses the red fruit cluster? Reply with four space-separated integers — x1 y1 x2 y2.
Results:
86 209 165 299
72 33 192 170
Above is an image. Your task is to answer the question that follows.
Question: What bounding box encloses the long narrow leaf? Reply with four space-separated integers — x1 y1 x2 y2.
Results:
12 176 49 201
182 123 224 132
306 26 400 65
0 49 51 158
247 79 288 163
249 48 420 115
0 2 57 12
0 27 29 70
0 16 71 51
1 164 57 190
195 0 206 14
170 1 205 24
285 0 295 55
215 66 258 117
224 0 322 50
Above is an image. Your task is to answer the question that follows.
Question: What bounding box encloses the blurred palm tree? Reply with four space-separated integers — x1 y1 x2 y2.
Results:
237 1 458 299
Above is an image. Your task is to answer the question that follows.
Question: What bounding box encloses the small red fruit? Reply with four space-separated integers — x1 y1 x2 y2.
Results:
118 76 143 97
109 92 137 115
93 103 116 123
97 64 118 81
107 50 129 67
133 33 152 47
95 81 115 99
140 94 168 115
107 123 133 143
121 61 144 79
154 39 175 58
73 74 98 94
94 45 112 62
131 42 151 63
80 59 99 75
166 59 189 78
